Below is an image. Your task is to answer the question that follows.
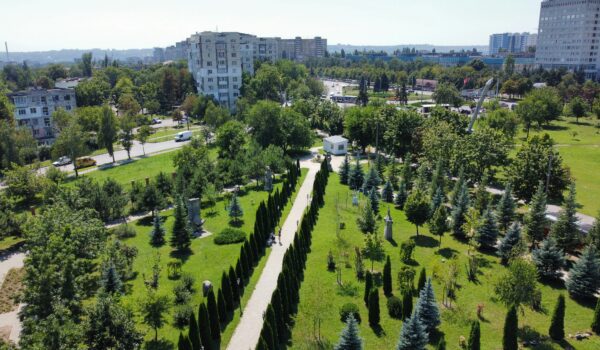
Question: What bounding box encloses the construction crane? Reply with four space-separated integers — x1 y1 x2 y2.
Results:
467 77 495 133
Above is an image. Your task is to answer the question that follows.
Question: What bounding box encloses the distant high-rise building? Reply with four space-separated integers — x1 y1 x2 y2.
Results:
535 0 600 79
186 31 327 110
489 33 536 55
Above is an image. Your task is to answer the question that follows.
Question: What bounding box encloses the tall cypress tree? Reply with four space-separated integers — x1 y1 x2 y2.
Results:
551 183 580 251
451 183 470 238
549 294 565 340
260 320 276 350
383 256 392 297
178 332 193 350
364 271 373 306
188 313 202 350
221 272 234 312
496 183 516 231
467 320 481 350
417 268 427 292
368 288 380 326
402 291 413 320
498 222 522 265
565 246 600 299
197 303 212 350
271 288 286 341
334 314 363 350
524 182 547 247
228 266 240 305
206 289 221 342
503 305 518 350
340 155 351 185
396 313 428 350
217 289 227 326
266 304 279 347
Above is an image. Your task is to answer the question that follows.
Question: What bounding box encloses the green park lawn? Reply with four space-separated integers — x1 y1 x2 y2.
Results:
288 174 600 349
517 116 600 216
120 169 307 348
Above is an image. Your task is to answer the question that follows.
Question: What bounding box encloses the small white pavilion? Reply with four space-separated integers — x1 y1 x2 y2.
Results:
323 135 349 155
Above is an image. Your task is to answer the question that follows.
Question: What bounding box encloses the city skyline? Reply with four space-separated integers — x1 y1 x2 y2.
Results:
1 0 541 52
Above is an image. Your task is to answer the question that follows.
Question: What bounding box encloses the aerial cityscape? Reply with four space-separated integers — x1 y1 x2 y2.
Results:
1 0 600 349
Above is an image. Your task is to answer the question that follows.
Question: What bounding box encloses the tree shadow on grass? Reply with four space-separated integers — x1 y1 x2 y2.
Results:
170 247 192 264
136 215 155 227
436 247 458 259
539 277 566 291
143 339 174 350
228 219 244 228
386 238 398 247
543 124 569 131
370 324 386 337
411 235 438 248
571 295 597 310
428 330 445 345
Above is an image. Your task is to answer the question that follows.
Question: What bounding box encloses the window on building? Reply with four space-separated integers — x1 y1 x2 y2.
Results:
44 118 51 127
18 109 26 115
42 107 49 115
53 95 59 101
64 94 71 101
66 105 72 111
207 61 212 66
30 108 37 114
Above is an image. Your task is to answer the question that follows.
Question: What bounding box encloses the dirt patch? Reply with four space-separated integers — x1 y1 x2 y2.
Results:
0 268 24 313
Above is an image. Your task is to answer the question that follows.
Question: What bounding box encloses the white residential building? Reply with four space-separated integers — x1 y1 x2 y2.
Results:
489 32 536 55
8 88 77 145
535 0 600 79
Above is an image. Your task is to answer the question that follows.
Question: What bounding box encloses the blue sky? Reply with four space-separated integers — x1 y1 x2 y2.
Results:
1 0 542 51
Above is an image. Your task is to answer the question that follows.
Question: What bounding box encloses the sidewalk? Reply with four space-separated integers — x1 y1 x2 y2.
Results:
226 163 319 350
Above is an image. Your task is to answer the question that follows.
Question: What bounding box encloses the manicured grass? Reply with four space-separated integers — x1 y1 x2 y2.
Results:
517 116 600 216
289 174 600 349
120 169 307 347
0 236 25 253
0 268 24 313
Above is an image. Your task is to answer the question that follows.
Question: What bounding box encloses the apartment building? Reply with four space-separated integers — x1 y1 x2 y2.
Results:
7 88 76 145
535 0 600 79
186 31 327 110
489 32 536 54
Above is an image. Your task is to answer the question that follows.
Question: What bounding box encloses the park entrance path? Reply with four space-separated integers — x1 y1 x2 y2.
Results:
226 163 320 350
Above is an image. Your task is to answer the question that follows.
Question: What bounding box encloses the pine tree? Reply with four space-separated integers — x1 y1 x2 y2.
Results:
260 320 276 350
188 313 202 350
498 222 522 265
178 332 193 350
524 182 547 247
496 183 516 231
368 288 380 326
171 197 192 250
364 271 372 306
198 303 212 350
417 268 427 292
402 291 413 320
565 246 600 299
357 199 378 234
271 289 286 340
430 186 445 213
362 166 381 194
401 153 413 191
396 313 428 350
474 173 491 213
551 183 580 251
532 236 565 280
221 272 234 312
217 289 227 326
451 183 470 238
382 180 394 203
368 188 380 213
100 262 122 294
450 168 465 207
349 159 365 191
467 320 481 350
474 206 500 249
266 304 279 347
549 294 565 340
430 159 445 196
340 155 351 185
256 337 268 350
228 267 240 305
206 289 221 342
395 180 408 209
383 256 392 297
334 314 363 350
150 214 166 247
414 278 440 334
429 205 449 245
503 305 518 350
228 194 244 224
592 298 600 334
588 212 600 251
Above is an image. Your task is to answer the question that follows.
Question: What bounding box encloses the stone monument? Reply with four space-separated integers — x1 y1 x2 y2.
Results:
352 191 359 207
188 198 203 232
264 166 273 192
384 207 393 241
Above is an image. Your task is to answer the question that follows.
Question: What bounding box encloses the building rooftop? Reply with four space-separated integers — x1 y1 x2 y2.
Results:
324 135 348 143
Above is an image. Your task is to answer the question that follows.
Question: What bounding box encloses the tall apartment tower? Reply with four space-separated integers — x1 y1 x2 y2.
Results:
535 0 600 79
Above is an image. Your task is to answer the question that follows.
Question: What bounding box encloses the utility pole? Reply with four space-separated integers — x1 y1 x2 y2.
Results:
4 42 9 61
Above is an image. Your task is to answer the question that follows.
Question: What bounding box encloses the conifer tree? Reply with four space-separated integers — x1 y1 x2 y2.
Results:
357 199 378 234
450 168 465 207
503 305 518 350
467 320 481 350
228 267 240 305
383 256 392 297
100 262 122 295
588 212 600 251
430 159 445 196
228 193 244 224
396 313 428 350
474 206 500 249
362 166 381 194
551 183 580 251
436 338 446 350
150 214 166 247
417 268 427 292
368 288 380 326
188 313 202 350
451 183 470 238
430 186 445 213
340 155 351 185
266 304 279 347
498 222 522 265
206 289 221 342
171 197 192 251
401 153 414 191
496 183 516 231
566 246 600 299
260 321 276 350
532 236 565 280
334 314 363 350
382 180 394 203
474 173 491 213
364 271 372 306
524 182 547 247
197 303 212 350
549 294 565 340
221 272 234 312
217 289 227 326
256 337 268 350
402 291 413 320
414 279 440 333
368 188 380 213
271 289 286 340
591 298 600 334
395 180 408 209
178 332 193 350
349 158 365 191
429 205 449 245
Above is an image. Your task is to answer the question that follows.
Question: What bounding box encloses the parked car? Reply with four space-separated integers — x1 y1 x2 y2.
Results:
52 156 71 167
174 131 193 142
151 118 162 125
75 157 97 169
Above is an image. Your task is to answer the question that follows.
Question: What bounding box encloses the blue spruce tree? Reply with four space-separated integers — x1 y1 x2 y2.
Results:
414 278 440 333
334 314 363 350
396 313 428 350
497 222 522 265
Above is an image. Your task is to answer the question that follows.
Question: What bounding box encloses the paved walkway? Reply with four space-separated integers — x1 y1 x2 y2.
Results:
226 163 320 350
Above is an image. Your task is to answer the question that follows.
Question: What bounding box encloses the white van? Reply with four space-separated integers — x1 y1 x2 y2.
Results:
174 130 193 142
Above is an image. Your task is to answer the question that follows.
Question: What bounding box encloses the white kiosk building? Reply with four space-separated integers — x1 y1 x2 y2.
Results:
323 135 348 155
